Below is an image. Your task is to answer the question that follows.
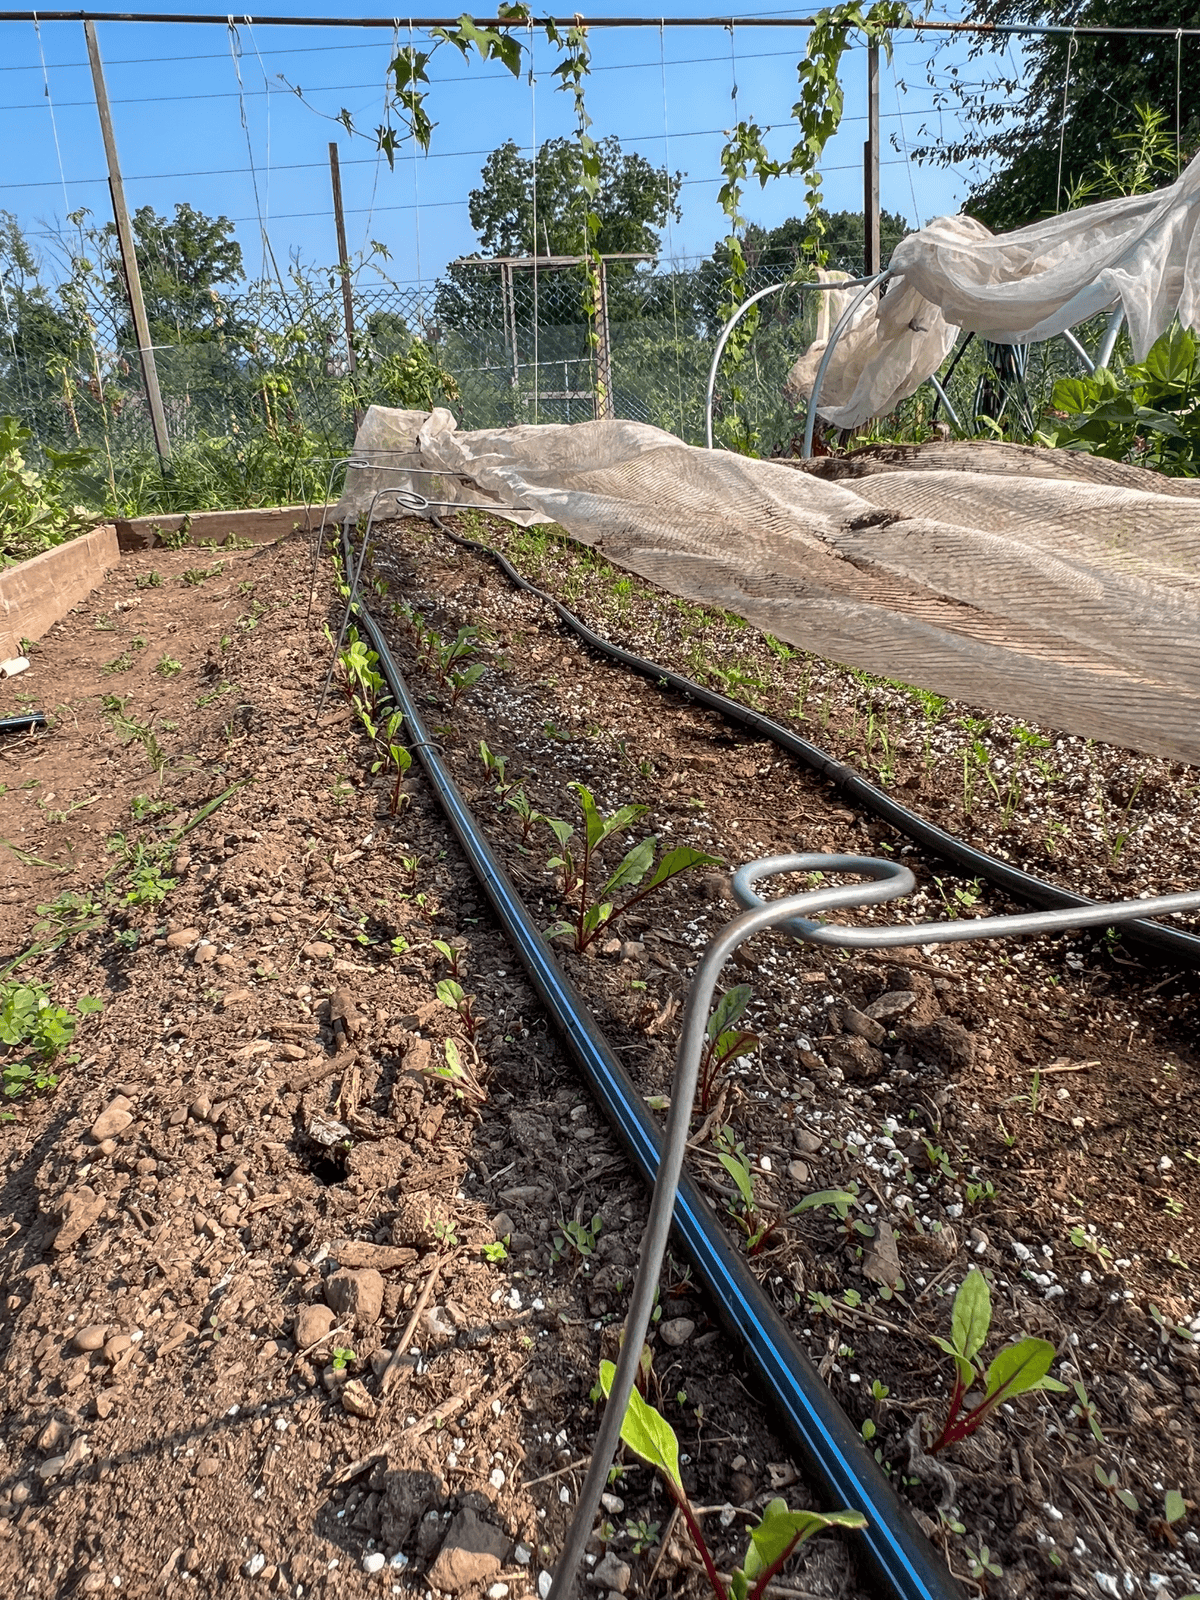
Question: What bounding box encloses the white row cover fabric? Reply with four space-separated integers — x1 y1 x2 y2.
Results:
337 407 1200 765
802 150 1200 429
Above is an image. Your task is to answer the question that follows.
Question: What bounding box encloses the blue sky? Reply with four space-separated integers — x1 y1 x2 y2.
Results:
0 4 1016 292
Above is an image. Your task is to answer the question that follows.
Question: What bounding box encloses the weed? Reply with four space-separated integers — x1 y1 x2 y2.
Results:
130 795 174 824
504 784 543 845
1 980 102 1105
1094 1464 1139 1513
551 1212 603 1264
965 1544 1003 1582
1068 1380 1106 1443
597 1360 864 1599
481 1240 508 1264
181 562 223 586
135 570 162 589
965 1179 997 1206
101 649 137 675
543 782 719 953
155 655 182 677
330 1346 356 1373
698 985 760 1113
623 1518 661 1556
926 1267 1067 1454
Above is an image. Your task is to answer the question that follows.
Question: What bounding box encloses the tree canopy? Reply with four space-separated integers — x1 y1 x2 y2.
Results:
466 135 682 261
912 0 1200 231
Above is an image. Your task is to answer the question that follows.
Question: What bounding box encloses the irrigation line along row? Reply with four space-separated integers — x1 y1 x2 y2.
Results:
427 515 1200 969
338 523 962 1600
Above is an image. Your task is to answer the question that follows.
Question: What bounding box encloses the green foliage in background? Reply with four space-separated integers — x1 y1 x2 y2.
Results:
0 414 96 564
1037 322 1200 475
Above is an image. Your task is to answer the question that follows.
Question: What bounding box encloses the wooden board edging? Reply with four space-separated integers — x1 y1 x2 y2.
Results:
0 523 121 660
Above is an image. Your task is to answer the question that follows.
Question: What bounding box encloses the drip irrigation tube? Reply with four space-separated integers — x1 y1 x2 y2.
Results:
339 526 963 1600
0 713 47 736
427 516 1200 969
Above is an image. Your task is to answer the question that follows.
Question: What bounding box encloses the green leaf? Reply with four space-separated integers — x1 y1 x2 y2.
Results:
569 782 646 851
597 1360 683 1494
742 1499 868 1585
602 837 654 896
707 984 753 1039
983 1337 1068 1404
932 1334 977 1392
644 845 722 893
546 818 573 849
792 1188 856 1217
718 1151 756 1212
1165 1489 1187 1524
951 1268 991 1364
435 979 465 1009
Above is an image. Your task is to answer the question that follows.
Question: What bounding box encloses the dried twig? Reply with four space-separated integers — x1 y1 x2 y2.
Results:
379 1254 451 1396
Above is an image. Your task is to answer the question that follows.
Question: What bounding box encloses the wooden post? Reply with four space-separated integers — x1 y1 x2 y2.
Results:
328 142 358 386
594 256 614 420
501 261 519 393
863 41 881 278
84 20 171 466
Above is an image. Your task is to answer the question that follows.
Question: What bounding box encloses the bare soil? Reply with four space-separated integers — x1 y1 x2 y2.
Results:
0 517 1197 1600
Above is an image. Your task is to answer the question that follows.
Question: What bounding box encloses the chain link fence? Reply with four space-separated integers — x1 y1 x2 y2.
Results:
2 248 1093 478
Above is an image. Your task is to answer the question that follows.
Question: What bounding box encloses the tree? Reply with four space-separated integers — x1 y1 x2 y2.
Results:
436 135 683 357
0 214 76 375
467 135 682 260
103 202 245 354
709 209 911 280
911 0 1200 232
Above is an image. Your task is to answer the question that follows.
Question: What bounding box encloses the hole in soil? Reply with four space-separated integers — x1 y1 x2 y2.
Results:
303 1151 347 1187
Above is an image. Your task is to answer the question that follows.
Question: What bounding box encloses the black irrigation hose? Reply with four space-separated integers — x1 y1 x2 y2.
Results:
0 713 47 736
429 516 1200 969
342 528 963 1600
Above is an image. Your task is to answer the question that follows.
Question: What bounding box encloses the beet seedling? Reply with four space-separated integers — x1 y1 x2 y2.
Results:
543 782 720 953
597 1361 865 1599
926 1267 1067 1454
419 1037 486 1104
431 938 464 977
698 985 760 1113
436 978 480 1039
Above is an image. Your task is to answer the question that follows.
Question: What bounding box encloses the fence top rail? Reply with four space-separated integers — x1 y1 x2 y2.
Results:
5 11 1200 37
454 253 655 269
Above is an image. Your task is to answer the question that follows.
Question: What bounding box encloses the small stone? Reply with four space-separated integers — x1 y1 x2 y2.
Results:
862 990 918 1023
514 1544 531 1566
619 941 644 961
37 1418 68 1453
172 852 192 876
243 1553 266 1579
788 1159 809 1184
841 1006 887 1047
658 1318 694 1348
193 942 217 964
97 1139 117 1158
36 1454 67 1482
302 941 335 960
488 1586 510 1600
195 1457 221 1479
294 1303 337 1351
102 1335 131 1364
825 1036 885 1083
590 1553 632 1593
903 1017 975 1073
82 1575 107 1594
492 1212 516 1241
189 1096 212 1122
166 928 200 949
90 1096 134 1141
599 938 622 957
183 1549 201 1571
94 1392 117 1420
426 1508 509 1593
600 1493 624 1515
794 1129 821 1155
73 1325 108 1353
324 1268 385 1328
362 1552 386 1574
368 1349 393 1378
51 1186 107 1253
341 1380 376 1420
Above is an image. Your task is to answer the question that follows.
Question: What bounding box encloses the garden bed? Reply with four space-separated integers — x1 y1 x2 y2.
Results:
0 533 854 1600
0 515 1196 1600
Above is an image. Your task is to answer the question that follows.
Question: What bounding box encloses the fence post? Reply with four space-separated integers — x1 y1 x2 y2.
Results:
863 41 881 277
327 142 362 431
594 256 614 420
84 19 172 467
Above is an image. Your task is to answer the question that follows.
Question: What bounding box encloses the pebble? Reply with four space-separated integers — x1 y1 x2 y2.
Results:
658 1318 695 1348
600 1493 624 1514
362 1552 385 1574
189 1097 212 1122
72 1325 108 1353
193 942 217 964
90 1099 134 1142
302 941 335 959
324 1268 385 1327
341 1380 377 1420
243 1553 266 1579
488 1586 510 1600
36 1418 68 1453
102 1335 131 1364
195 1457 221 1479
591 1553 632 1592
862 990 918 1023
165 928 200 949
788 1159 809 1184
293 1303 337 1351
842 1005 887 1047
183 1549 201 1571
794 1129 822 1155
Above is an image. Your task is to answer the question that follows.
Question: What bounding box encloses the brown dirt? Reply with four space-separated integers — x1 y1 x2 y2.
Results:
0 536 852 1600
1 515 1198 1600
